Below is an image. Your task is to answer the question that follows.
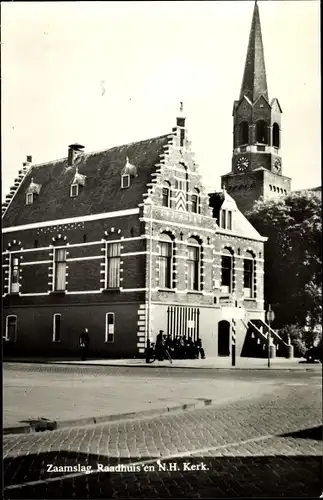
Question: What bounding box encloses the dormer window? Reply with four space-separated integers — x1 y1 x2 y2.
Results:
26 193 34 205
70 167 86 198
70 183 79 198
120 157 137 189
121 174 130 189
25 177 41 205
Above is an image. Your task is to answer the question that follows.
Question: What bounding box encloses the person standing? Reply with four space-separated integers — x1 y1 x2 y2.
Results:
195 338 205 359
79 328 90 361
155 330 165 361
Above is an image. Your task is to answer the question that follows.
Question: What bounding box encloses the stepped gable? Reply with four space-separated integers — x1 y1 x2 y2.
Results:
3 134 171 228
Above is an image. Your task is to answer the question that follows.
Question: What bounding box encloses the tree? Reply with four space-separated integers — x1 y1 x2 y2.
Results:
247 191 322 331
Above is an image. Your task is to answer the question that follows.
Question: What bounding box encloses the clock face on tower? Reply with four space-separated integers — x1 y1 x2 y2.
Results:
236 156 249 172
272 159 281 173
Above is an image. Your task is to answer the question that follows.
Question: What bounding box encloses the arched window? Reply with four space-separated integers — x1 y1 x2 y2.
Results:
272 123 280 148
239 121 249 145
269 184 272 191
187 237 201 291
159 233 173 289
162 181 171 208
191 188 200 214
256 120 268 144
243 251 255 298
221 248 233 293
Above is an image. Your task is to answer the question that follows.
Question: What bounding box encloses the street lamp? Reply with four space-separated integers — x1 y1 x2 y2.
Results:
266 304 275 368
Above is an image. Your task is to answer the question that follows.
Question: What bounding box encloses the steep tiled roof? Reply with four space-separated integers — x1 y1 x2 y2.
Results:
3 134 171 228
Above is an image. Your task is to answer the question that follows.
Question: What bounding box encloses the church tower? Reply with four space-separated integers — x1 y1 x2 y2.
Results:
221 1 291 214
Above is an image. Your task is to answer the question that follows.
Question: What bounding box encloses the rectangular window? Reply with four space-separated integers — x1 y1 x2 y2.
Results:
52 314 61 342
70 183 79 197
10 256 20 293
54 248 67 291
187 246 200 291
5 315 17 341
191 195 198 213
121 175 130 188
26 193 33 205
221 255 232 293
244 259 253 298
159 241 172 288
221 210 226 229
227 211 232 230
106 243 121 288
105 313 115 343
162 187 170 207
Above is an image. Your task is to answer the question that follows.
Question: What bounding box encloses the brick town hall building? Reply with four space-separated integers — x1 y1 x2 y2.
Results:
2 2 292 359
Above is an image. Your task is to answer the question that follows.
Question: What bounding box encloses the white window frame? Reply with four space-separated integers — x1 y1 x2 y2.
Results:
70 183 79 197
53 248 67 292
159 237 173 289
26 193 34 205
121 175 130 188
52 313 61 342
243 256 254 298
105 242 121 289
221 251 233 293
187 243 200 291
105 313 115 343
10 255 20 293
5 315 17 341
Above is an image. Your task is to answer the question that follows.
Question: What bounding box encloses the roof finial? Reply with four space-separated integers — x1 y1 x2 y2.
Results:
180 101 184 113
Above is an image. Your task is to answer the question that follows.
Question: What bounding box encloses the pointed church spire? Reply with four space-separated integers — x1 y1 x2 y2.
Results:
240 1 268 102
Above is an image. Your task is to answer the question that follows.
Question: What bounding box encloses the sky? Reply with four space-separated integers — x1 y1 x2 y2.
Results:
1 1 321 199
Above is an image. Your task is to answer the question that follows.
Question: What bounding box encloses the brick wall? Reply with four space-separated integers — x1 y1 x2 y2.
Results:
3 303 141 357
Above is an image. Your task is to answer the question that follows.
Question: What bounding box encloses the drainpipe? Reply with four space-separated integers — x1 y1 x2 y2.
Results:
145 197 153 362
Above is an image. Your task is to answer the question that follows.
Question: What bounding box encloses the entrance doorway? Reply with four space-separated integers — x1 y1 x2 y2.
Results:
218 320 230 356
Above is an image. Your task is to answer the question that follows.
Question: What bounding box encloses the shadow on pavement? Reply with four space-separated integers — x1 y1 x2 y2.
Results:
4 451 322 498
280 425 322 441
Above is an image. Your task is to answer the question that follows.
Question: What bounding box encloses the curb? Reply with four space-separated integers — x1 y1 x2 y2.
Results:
3 399 213 436
3 359 319 371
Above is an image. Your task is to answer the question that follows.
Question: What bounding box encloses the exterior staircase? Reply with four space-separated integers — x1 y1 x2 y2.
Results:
241 319 291 358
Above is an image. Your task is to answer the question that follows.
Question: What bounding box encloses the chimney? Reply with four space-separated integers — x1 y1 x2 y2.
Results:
68 143 85 166
23 155 33 167
176 102 186 147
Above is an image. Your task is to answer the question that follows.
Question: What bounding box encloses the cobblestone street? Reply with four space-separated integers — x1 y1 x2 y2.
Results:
3 365 322 498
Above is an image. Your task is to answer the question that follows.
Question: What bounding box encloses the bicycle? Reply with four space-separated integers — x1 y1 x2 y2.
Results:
144 345 172 364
